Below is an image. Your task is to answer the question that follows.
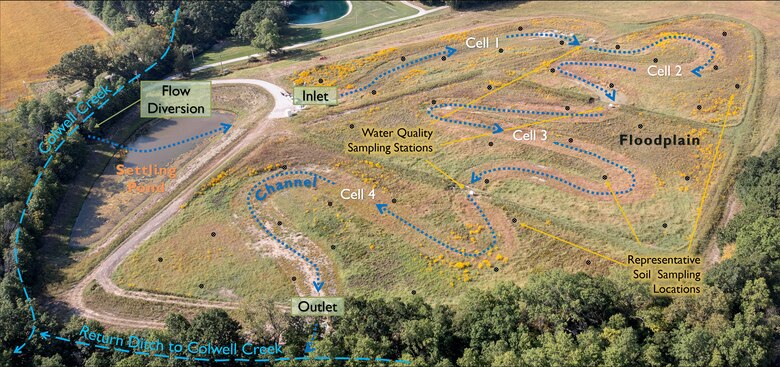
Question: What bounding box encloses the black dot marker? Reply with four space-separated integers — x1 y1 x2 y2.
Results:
331 245 336 250
493 267 499 272
401 56 406 62
199 284 204 288
550 68 555 73
392 198 397 203
512 218 517 223
602 175 607 180
568 138 574 143
371 90 376 95
292 276 297 281
565 106 570 111
662 223 668 228
559 40 564 45
697 105 702 110
158 257 163 262
441 56 446 61
277 221 282 226
349 124 354 129
685 176 690 181
653 58 658 63
609 83 614 88
735 84 740 89
411 290 416 295
638 124 643 129
498 48 504 53
318 78 323 84
615 45 620 49
487 85 492 90
431 99 437 105
484 179 489 184
211 232 216 237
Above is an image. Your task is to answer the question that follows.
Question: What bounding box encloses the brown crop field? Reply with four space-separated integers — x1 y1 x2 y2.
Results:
0 1 109 109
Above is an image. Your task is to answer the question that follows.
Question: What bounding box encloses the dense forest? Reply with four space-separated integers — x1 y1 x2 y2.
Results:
1 1 778 366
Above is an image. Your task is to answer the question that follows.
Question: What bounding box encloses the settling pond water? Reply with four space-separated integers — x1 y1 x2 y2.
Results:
69 112 234 247
288 1 349 25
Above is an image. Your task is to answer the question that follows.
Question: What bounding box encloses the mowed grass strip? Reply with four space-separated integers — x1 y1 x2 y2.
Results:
0 1 109 108
195 1 420 66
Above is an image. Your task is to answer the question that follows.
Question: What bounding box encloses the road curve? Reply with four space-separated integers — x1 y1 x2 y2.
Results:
212 79 294 119
191 2 447 73
64 79 290 328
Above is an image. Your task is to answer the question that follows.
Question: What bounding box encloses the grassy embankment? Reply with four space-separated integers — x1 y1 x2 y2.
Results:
194 1 419 67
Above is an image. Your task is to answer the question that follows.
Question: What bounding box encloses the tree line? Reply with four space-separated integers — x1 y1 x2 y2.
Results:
75 1 287 57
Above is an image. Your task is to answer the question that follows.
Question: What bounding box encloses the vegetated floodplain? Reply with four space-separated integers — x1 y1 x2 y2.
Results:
117 15 755 305
0 1 109 109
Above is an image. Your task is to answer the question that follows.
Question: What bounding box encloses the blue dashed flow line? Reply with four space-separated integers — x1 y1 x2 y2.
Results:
587 34 717 76
472 142 636 196
246 171 336 284
46 334 411 364
555 61 636 101
427 102 603 131
85 127 223 153
383 193 497 258
505 31 580 45
339 47 455 98
10 6 181 355
506 32 570 41
558 61 637 72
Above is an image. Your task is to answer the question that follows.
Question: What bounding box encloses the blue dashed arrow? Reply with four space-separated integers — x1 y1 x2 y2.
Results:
555 62 637 102
605 89 616 101
14 343 25 354
588 34 717 77
86 123 232 153
312 281 324 292
505 31 580 46
445 46 457 57
471 142 636 196
427 102 603 132
339 46 456 98
9 5 183 357
246 170 336 293
376 194 497 258
376 203 388 214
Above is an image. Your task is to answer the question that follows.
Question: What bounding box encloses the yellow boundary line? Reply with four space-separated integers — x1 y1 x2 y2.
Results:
439 47 582 119
95 99 141 127
606 181 642 247
425 159 464 189
687 94 735 253
521 223 628 266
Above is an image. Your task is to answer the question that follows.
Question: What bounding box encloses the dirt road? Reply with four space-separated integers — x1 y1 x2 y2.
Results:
64 79 289 328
